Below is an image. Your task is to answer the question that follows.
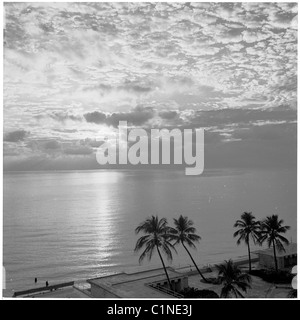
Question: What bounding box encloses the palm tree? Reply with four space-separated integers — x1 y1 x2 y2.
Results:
169 215 208 282
134 215 176 290
259 215 290 272
216 260 252 298
233 212 261 272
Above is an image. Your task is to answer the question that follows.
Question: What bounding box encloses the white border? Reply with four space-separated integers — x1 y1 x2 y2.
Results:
0 0 298 300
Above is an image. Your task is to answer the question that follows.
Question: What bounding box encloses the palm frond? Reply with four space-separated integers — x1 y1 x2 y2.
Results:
138 241 155 263
233 212 260 247
216 260 252 298
184 237 197 249
134 235 151 252
260 215 291 250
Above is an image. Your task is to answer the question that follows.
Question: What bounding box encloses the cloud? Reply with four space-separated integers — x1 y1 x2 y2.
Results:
35 111 82 123
52 128 78 133
64 145 93 155
242 30 271 43
158 110 179 120
84 106 155 127
118 80 154 94
4 130 29 142
83 111 107 124
231 122 296 142
4 3 297 115
3 3 297 171
83 138 105 148
108 106 155 127
3 121 296 171
268 9 297 29
187 107 297 127
44 140 61 150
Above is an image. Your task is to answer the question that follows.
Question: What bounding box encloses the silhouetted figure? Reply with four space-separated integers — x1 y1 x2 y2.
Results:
46 281 49 287
34 278 37 284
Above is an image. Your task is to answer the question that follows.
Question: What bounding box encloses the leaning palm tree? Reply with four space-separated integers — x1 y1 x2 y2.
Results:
169 215 208 282
216 260 252 298
233 212 261 272
259 215 290 272
134 215 176 290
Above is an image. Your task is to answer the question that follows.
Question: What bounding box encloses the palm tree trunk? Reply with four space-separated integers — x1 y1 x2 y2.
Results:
235 289 245 298
247 241 252 273
182 241 208 282
156 245 173 290
272 239 278 272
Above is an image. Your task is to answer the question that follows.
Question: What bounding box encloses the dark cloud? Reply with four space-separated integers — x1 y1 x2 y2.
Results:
83 106 297 140
84 80 154 95
84 111 107 124
158 110 179 120
4 130 29 142
64 145 94 155
84 106 155 127
107 106 155 127
44 140 61 150
25 139 61 153
119 80 154 93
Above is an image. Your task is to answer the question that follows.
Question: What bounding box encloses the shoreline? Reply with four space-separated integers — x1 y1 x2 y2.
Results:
5 254 260 298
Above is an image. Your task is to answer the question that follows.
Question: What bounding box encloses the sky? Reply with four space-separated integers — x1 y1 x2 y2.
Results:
3 2 297 171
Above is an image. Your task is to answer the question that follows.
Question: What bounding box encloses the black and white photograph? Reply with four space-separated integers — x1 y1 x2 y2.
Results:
2 1 298 300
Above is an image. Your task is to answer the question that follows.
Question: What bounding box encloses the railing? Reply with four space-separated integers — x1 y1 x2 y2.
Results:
12 281 74 297
148 283 184 298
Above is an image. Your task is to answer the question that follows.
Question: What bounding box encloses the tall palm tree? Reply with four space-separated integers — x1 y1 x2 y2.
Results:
134 215 176 290
233 212 261 272
259 215 290 272
216 260 252 298
169 215 208 282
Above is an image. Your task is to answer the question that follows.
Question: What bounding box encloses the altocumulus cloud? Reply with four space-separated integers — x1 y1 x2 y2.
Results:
3 2 297 171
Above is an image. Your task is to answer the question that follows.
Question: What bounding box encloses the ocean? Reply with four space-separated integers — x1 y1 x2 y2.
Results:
3 169 297 295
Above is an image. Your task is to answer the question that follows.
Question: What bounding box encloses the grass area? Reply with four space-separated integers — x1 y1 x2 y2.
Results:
249 269 293 284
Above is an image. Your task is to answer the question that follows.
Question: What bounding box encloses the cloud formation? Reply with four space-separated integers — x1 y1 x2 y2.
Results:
84 106 155 127
3 2 297 170
4 130 29 142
